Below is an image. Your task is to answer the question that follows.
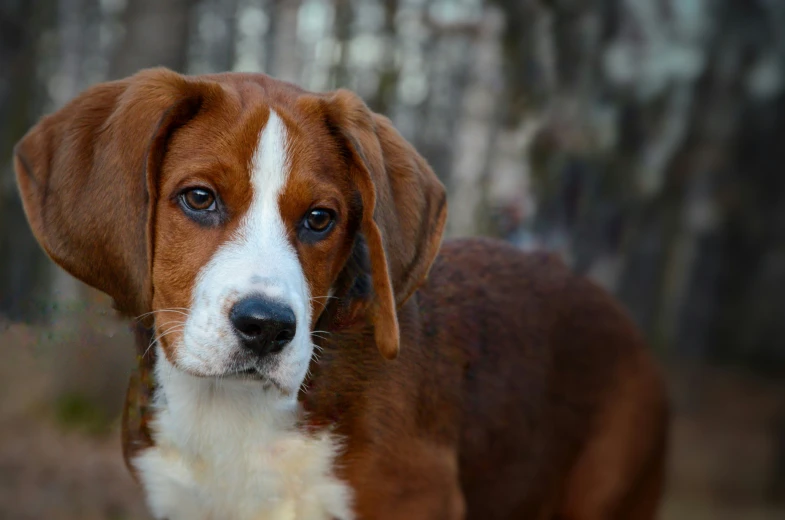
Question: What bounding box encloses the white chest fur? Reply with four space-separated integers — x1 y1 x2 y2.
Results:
133 351 354 520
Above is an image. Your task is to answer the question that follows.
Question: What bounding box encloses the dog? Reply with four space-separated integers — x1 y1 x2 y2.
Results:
14 68 668 519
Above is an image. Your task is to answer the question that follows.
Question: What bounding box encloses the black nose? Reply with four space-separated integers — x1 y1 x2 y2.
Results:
229 296 296 357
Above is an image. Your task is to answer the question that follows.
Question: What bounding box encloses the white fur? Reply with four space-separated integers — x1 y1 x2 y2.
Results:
134 352 354 520
135 110 354 519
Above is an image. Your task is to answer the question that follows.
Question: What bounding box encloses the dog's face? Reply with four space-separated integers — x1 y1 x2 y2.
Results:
14 69 446 394
152 107 357 391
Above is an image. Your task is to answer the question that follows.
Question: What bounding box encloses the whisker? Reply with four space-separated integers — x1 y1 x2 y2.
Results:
144 323 186 358
151 321 186 340
135 308 190 319
311 330 333 345
300 366 315 395
134 308 191 322
143 329 184 359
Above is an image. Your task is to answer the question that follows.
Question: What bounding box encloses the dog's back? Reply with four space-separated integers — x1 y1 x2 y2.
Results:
421 238 668 519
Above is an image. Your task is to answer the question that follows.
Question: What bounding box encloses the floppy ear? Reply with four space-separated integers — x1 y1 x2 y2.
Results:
13 68 214 318
324 90 448 360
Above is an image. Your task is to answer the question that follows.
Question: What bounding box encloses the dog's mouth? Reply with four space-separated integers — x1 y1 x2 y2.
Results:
225 366 266 380
220 366 289 394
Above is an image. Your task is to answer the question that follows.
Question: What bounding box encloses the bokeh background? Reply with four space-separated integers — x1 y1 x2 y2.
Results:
1 0 784 518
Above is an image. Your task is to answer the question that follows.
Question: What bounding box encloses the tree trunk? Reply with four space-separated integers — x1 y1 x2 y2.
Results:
446 9 504 237
0 0 57 320
109 0 196 79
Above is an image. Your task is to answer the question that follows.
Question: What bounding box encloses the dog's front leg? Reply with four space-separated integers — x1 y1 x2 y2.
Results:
347 442 465 520
371 487 465 520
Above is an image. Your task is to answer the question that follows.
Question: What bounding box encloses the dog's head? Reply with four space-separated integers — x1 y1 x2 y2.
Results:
14 68 446 394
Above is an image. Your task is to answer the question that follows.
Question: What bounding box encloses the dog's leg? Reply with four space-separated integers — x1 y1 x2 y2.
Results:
348 442 465 520
555 355 668 520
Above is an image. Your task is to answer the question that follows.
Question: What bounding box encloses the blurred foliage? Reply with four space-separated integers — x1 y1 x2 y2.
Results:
54 392 113 435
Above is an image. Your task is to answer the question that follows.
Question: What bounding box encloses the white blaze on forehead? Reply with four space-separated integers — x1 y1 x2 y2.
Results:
245 109 289 248
176 108 313 391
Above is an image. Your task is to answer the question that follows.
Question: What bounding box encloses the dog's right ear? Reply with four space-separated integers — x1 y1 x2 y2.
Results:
320 90 447 360
13 68 216 317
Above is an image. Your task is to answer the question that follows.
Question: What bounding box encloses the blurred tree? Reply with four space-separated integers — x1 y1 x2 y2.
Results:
46 0 102 305
109 0 197 78
367 0 399 115
491 0 785 372
192 0 240 72
266 0 302 82
0 0 57 320
328 0 352 88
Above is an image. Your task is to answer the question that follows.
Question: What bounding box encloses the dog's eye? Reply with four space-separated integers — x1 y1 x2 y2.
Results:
304 208 334 233
181 188 216 212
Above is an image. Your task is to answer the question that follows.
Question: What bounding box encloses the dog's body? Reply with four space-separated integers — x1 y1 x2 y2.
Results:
15 69 667 519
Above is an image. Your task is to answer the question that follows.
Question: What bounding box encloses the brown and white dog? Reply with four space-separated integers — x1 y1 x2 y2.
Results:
14 68 668 520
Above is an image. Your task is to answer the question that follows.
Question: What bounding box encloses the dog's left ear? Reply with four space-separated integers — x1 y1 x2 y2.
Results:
323 90 447 360
13 68 214 317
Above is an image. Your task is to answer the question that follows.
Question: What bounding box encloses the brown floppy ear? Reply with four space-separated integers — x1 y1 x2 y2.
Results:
324 90 448 360
13 68 215 317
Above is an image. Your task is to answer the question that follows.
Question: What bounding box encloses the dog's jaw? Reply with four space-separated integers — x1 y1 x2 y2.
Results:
132 345 354 520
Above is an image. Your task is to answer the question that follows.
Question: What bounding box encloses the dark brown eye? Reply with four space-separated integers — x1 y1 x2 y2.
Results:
181 188 216 212
304 208 334 233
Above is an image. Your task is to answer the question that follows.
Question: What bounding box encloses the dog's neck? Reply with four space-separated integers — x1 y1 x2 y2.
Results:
131 343 354 520
151 346 301 448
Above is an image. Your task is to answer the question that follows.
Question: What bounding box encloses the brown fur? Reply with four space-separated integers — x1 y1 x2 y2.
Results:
302 238 668 519
14 68 667 519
